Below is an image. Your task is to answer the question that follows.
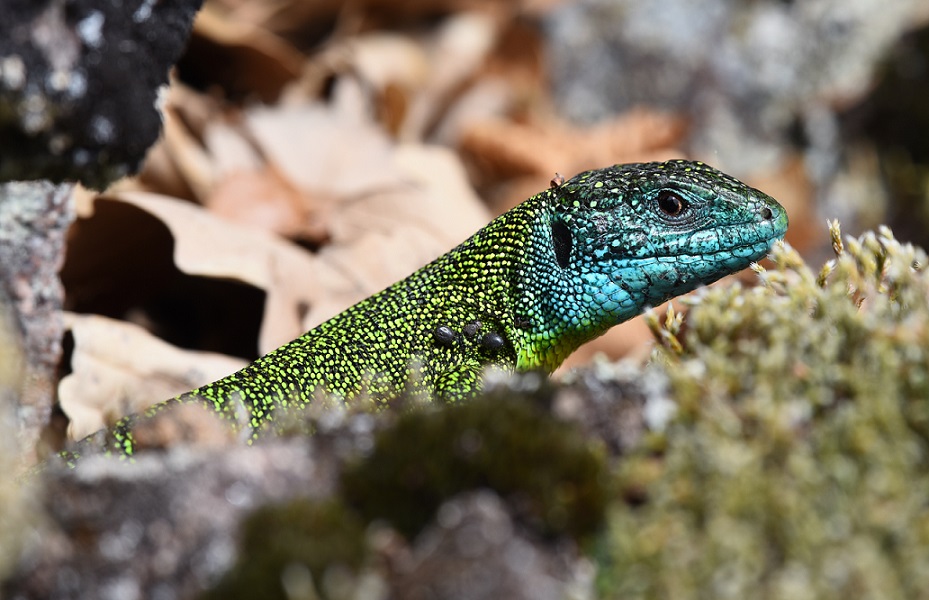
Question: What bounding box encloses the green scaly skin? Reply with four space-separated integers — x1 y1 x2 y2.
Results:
69 160 788 460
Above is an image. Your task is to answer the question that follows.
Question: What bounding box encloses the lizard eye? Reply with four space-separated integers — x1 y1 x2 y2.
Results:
657 191 687 217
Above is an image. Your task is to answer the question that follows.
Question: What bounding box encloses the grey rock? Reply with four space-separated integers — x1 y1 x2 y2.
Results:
5 441 337 600
389 490 592 600
0 181 74 460
547 0 928 175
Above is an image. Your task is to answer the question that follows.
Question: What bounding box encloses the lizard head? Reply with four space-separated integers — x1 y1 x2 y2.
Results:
514 159 788 371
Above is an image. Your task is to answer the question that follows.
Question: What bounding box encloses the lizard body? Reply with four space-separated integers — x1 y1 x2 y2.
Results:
71 160 788 457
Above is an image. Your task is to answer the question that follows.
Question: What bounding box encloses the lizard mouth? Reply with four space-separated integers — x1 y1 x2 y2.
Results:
676 201 789 258
606 215 787 264
623 237 778 272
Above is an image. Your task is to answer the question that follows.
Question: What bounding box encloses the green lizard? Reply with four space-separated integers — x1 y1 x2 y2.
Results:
68 159 787 459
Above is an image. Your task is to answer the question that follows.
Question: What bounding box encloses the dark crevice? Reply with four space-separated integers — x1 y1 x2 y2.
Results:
60 199 265 361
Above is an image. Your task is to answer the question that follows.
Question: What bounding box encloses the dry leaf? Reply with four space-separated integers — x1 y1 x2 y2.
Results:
206 167 329 243
64 136 492 430
203 121 264 175
161 104 217 202
461 109 687 182
745 153 819 254
306 144 492 326
59 312 248 440
430 77 514 146
460 109 688 210
349 33 430 92
187 3 305 102
244 102 401 199
109 191 343 353
400 11 503 141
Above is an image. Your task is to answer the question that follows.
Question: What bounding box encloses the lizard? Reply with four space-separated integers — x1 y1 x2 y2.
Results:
65 159 788 460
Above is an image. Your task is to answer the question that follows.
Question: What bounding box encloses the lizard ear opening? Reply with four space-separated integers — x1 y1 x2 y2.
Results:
552 218 573 269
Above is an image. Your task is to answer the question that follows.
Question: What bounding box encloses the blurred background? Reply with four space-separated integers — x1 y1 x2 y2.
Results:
55 0 929 437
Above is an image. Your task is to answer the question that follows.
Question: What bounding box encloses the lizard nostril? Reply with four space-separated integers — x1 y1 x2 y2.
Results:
760 206 773 221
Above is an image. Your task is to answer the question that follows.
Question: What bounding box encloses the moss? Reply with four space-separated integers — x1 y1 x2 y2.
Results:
200 499 367 600
340 389 609 542
600 224 929 598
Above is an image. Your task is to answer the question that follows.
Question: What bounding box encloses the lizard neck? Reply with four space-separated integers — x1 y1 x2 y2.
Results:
509 191 626 373
509 225 595 373
411 191 598 374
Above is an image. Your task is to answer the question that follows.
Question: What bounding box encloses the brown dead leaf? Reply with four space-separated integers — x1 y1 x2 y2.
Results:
203 94 494 253
72 135 491 371
400 11 504 142
461 109 688 179
186 3 305 103
161 104 217 202
206 167 330 244
59 312 248 441
328 144 489 244
349 33 431 93
68 79 493 431
71 184 97 218
430 77 513 146
211 0 534 39
199 121 326 239
165 78 229 140
586 110 690 163
745 153 820 255
346 33 430 136
244 102 401 199
305 144 492 326
134 82 227 201
109 191 345 353
460 108 688 211
203 120 264 175
133 140 199 201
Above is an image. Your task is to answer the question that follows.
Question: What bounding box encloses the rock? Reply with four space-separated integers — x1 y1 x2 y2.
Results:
387 490 591 600
0 0 203 188
0 182 74 463
5 441 337 599
546 0 929 174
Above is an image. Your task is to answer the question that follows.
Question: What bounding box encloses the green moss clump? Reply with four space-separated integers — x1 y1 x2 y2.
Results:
200 499 367 600
340 392 608 541
601 224 929 598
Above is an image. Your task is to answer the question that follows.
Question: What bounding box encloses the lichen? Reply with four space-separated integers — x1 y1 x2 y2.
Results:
340 390 609 542
600 223 929 598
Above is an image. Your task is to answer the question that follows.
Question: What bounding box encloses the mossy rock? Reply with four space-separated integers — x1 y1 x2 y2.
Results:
341 392 609 542
200 498 367 600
